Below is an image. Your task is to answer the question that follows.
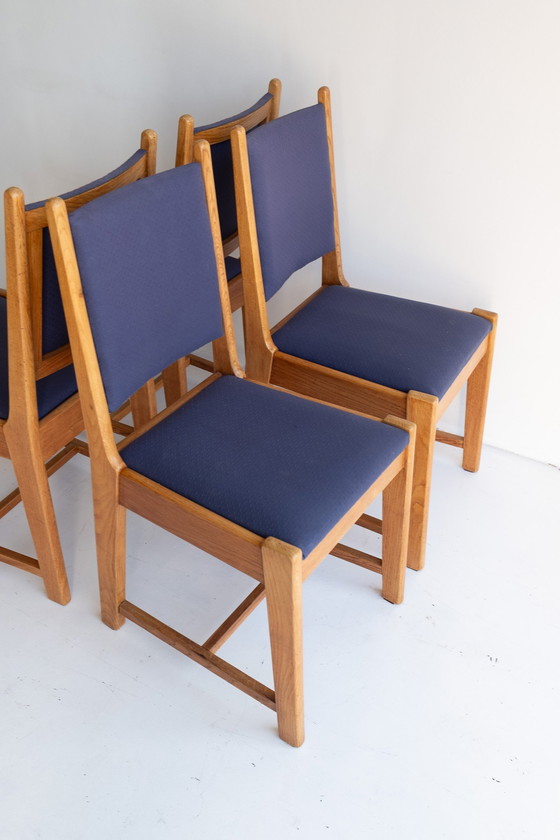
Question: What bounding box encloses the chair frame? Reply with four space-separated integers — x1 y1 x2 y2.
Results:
231 86 498 573
47 140 415 746
168 80 281 396
0 130 157 603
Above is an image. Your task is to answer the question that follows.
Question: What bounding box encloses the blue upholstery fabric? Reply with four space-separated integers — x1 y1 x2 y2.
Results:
225 256 241 280
69 164 224 413
0 295 77 420
274 286 492 400
122 375 409 558
246 105 335 300
195 93 273 242
26 149 148 356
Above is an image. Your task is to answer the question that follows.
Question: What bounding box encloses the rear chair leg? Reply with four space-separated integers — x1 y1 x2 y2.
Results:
262 537 304 747
463 310 498 473
6 432 70 604
406 391 438 572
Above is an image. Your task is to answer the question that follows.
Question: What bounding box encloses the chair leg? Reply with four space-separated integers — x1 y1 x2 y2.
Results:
406 391 438 572
463 310 498 473
162 358 188 406
130 380 157 428
262 538 304 747
380 422 414 604
6 435 70 605
92 466 126 629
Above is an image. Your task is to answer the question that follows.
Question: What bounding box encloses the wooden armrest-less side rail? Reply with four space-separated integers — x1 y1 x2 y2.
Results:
119 599 276 711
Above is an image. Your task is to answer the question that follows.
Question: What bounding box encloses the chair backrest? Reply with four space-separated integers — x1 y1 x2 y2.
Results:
235 99 336 302
4 131 157 385
176 80 281 251
48 147 237 416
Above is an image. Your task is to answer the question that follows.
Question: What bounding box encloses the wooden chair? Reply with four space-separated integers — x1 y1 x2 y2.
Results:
167 79 281 399
231 87 498 573
0 130 156 604
46 141 415 746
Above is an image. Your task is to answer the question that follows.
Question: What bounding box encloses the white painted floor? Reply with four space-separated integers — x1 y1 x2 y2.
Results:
1 439 559 839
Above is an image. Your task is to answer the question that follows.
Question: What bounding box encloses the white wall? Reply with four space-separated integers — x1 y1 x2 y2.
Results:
2 0 559 465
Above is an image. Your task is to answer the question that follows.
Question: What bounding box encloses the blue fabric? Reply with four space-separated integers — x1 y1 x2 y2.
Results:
246 104 335 300
225 256 241 280
69 164 224 413
195 93 273 243
274 286 492 400
26 149 148 356
122 375 409 558
0 295 77 421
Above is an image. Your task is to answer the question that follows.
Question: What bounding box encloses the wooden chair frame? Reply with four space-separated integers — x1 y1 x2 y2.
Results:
46 140 415 746
168 79 281 395
0 130 156 603
231 86 498 573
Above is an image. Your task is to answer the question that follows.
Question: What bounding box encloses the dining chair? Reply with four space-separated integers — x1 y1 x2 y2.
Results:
231 87 498 573
0 129 156 604
46 141 415 746
166 79 281 402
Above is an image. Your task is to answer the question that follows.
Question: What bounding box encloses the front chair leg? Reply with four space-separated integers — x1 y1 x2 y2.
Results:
381 417 415 604
262 537 304 747
406 391 438 572
463 309 498 473
92 465 126 629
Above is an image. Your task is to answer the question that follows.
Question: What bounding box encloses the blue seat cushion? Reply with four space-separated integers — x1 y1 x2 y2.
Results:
122 375 409 558
0 296 77 421
273 286 492 400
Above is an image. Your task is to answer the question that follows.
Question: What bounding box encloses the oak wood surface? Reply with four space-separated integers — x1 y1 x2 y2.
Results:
262 538 304 747
120 600 276 711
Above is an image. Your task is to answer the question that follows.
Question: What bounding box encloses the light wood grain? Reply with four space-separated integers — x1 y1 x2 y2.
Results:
204 584 266 653
406 391 438 572
120 600 276 710
463 310 498 472
262 538 304 747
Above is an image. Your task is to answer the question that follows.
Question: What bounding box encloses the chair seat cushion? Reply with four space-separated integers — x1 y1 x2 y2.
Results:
0 296 77 421
122 375 408 558
273 286 492 400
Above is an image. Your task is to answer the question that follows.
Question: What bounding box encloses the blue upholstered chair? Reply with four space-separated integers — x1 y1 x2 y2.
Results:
166 80 281 396
0 130 156 604
231 87 498 573
46 141 415 746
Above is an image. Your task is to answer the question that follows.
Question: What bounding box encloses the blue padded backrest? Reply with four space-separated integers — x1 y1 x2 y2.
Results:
246 104 335 300
195 93 273 242
25 149 147 356
68 163 224 413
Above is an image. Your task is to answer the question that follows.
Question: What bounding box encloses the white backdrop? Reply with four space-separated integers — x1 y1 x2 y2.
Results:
1 0 558 465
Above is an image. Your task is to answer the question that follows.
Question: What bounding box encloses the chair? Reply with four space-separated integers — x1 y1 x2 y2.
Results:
166 80 281 402
46 141 415 746
231 87 498 573
0 130 157 603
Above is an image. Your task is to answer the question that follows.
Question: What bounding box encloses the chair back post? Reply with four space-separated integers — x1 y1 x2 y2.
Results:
231 125 276 383
3 187 42 435
267 78 282 120
45 198 124 476
193 139 243 378
141 129 158 176
175 116 195 168
318 87 348 288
